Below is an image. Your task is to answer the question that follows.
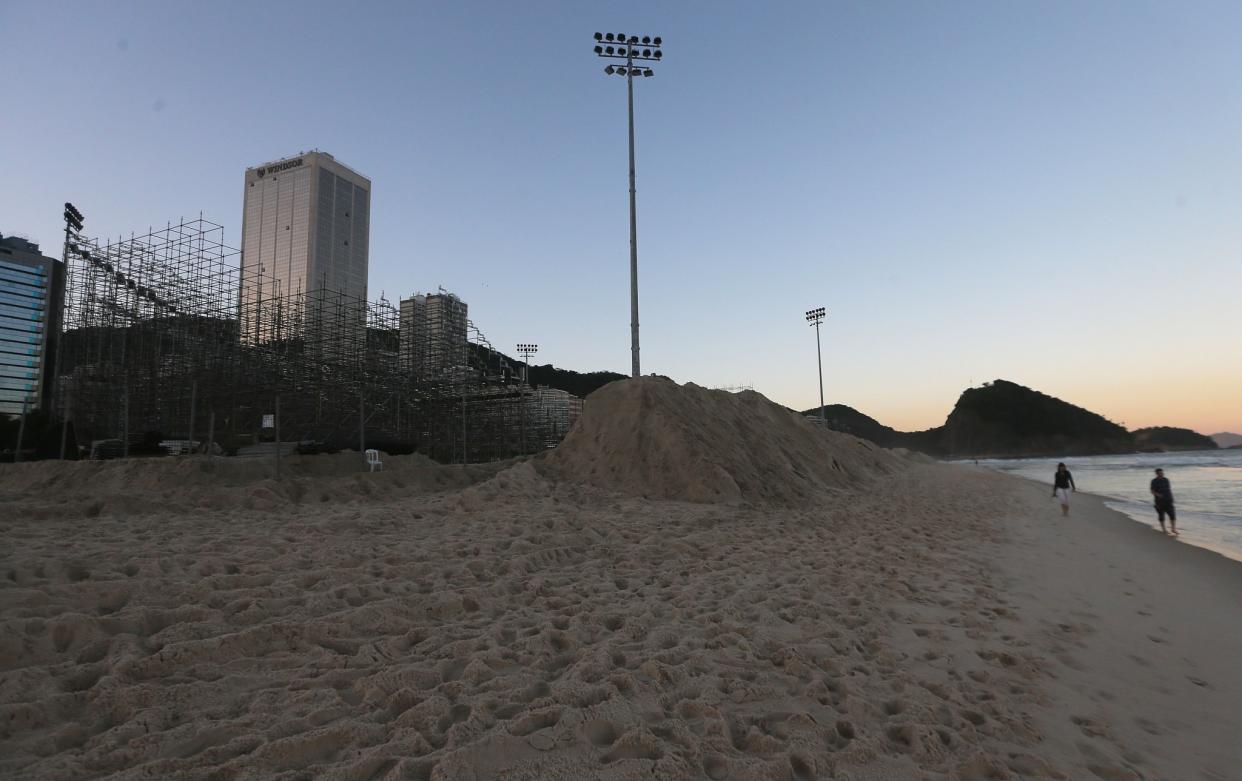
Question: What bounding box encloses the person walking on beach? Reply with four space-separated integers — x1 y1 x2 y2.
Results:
1052 462 1076 517
1150 468 1177 536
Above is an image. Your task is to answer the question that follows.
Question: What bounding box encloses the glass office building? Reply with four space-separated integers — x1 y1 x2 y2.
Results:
239 151 371 351
0 235 65 416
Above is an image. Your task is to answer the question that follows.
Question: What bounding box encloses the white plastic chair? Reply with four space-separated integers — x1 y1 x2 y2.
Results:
365 448 383 472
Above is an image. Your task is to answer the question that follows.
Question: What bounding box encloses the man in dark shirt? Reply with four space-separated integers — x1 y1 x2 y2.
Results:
1052 462 1076 517
1150 468 1177 535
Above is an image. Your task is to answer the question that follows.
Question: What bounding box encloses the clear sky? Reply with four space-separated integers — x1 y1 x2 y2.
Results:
2 1 1239 434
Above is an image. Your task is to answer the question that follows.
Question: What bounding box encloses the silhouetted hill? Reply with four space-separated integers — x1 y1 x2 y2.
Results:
813 404 900 446
527 364 627 399
1133 427 1218 452
463 343 624 399
1211 432 1242 449
940 381 1132 457
805 380 1143 458
808 404 942 452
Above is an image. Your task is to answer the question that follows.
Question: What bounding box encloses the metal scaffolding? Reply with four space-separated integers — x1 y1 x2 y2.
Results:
53 216 579 462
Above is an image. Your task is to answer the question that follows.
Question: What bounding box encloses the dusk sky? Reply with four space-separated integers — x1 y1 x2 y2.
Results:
3 0 1239 433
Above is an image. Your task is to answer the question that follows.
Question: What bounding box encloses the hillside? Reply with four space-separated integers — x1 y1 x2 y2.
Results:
807 380 1137 458
1133 427 1218 452
1211 432 1242 449
941 381 1132 457
465 343 624 399
812 404 901 446
527 363 626 399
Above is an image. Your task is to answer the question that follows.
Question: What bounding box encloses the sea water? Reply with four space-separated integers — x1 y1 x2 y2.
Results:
972 450 1242 564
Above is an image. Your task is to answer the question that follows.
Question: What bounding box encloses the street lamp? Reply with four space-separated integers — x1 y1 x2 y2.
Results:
593 31 664 379
805 307 826 424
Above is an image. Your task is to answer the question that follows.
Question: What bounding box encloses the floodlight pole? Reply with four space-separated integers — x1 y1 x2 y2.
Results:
517 344 538 454
806 308 827 423
814 320 825 423
594 32 664 379
626 54 640 379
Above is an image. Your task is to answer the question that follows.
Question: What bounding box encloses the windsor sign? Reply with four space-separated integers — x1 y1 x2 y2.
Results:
255 158 303 178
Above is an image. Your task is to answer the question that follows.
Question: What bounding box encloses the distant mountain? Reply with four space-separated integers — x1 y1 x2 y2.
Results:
811 404 900 446
1133 427 1218 452
1211 432 1242 449
528 364 626 399
805 379 1169 458
808 404 941 452
463 344 625 400
935 380 1132 457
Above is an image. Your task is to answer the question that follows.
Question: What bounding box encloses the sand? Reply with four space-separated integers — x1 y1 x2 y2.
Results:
543 379 904 505
0 451 511 521
1 379 1239 779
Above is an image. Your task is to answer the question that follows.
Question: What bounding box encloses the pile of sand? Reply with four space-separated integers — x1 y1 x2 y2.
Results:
1 379 908 517
542 377 905 505
0 452 506 519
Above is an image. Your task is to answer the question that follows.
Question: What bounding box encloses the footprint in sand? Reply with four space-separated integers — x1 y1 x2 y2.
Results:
789 752 817 780
582 719 620 748
508 706 561 737
702 753 729 779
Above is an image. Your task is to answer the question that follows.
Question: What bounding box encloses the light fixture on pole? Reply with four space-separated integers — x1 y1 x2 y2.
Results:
516 343 538 455
805 307 827 424
516 343 538 385
592 31 664 379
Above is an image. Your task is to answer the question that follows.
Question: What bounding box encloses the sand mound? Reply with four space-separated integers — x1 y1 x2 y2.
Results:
891 447 937 464
0 451 507 520
542 377 904 505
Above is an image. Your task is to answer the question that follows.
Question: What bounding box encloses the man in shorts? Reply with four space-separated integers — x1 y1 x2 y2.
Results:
1150 468 1177 535
1052 462 1076 517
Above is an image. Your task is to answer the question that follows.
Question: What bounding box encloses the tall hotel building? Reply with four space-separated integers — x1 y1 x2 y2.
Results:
399 291 469 380
240 151 371 353
0 234 65 415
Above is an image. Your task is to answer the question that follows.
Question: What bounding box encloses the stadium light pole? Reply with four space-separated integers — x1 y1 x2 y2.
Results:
593 31 663 379
516 343 538 455
516 343 538 385
806 307 827 423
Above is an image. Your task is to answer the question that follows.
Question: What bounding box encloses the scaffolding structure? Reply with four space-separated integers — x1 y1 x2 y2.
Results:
54 216 577 462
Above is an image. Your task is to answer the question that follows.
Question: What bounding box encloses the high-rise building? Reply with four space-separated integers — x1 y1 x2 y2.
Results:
239 151 371 349
528 386 584 443
399 290 468 380
0 234 65 415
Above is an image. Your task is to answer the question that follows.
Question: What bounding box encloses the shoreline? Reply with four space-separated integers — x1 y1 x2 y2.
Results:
1100 498 1242 565
972 468 1242 779
944 446 1226 462
996 465 1242 566
1001 469 1242 566
998 469 1242 571
968 444 1242 569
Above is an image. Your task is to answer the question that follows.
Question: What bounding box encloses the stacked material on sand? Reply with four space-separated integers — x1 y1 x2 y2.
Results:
542 377 904 505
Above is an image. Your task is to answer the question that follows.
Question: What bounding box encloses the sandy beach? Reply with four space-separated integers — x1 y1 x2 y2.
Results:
2 380 1239 780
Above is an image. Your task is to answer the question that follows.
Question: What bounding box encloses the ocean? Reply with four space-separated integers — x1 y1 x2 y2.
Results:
972 449 1242 564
